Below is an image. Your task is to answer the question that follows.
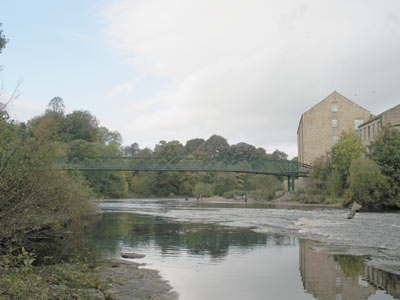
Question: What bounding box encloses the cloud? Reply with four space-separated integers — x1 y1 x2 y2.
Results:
5 95 47 122
101 0 400 157
108 80 135 97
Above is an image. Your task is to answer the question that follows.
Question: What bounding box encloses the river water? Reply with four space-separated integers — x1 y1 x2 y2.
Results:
92 199 400 300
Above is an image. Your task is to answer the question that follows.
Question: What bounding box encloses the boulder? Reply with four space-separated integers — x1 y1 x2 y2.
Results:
347 202 362 219
121 252 146 259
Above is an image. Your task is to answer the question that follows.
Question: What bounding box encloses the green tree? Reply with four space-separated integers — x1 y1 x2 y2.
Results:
154 140 184 157
130 172 157 196
46 96 65 114
227 142 261 161
123 142 140 156
66 140 128 197
330 129 365 194
308 156 330 192
184 138 205 155
271 149 288 160
200 135 230 158
345 158 391 209
97 126 122 145
369 127 400 199
194 182 213 198
0 23 7 72
213 174 235 196
0 116 94 264
0 23 7 54
62 110 99 142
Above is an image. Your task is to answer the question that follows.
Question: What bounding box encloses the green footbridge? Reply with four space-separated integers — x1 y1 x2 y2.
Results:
57 157 312 192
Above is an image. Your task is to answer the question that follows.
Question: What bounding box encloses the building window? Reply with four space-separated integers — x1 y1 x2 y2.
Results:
359 129 362 137
331 102 338 112
336 277 342 287
354 119 364 130
333 136 339 144
368 126 371 139
332 119 338 128
372 123 376 137
363 128 366 140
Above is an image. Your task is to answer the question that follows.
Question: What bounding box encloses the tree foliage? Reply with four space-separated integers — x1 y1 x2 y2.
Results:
330 129 365 193
0 23 7 54
0 111 94 264
15 97 288 201
345 158 391 209
369 127 400 199
308 127 400 210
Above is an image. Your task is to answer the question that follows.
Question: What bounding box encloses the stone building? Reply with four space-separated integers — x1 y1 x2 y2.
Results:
297 91 371 165
358 103 400 146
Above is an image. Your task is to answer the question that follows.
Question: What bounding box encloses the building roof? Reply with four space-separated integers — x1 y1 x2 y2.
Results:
297 91 370 133
358 103 400 128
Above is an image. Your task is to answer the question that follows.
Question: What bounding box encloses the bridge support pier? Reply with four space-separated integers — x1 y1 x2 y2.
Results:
287 176 296 192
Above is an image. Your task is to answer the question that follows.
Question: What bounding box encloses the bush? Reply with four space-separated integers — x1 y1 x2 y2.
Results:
0 119 95 265
326 169 343 198
297 194 326 204
369 127 400 200
194 182 213 198
344 158 392 210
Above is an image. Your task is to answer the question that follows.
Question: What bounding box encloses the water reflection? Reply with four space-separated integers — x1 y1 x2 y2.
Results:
300 239 400 300
90 212 399 300
91 212 294 259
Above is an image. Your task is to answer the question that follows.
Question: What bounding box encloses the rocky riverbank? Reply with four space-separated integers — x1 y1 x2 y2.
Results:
97 259 178 300
0 258 178 300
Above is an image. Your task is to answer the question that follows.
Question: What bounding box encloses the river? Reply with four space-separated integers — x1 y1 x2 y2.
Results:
91 198 400 300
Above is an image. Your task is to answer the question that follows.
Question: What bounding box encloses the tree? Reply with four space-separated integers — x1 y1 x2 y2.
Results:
97 126 122 145
0 23 7 54
62 110 99 142
200 135 230 158
271 149 288 160
227 143 260 161
123 142 140 156
46 96 65 114
345 158 391 209
369 127 400 198
330 129 365 193
0 116 94 264
308 156 330 191
184 138 205 155
154 140 184 157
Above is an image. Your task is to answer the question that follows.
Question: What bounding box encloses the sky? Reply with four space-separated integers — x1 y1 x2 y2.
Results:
1 0 400 158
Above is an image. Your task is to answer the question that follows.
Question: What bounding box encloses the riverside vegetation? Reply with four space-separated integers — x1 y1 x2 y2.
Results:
0 91 288 298
1 24 399 298
0 97 288 298
302 128 400 210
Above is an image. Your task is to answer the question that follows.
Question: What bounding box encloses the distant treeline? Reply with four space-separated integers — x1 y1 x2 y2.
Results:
21 97 287 200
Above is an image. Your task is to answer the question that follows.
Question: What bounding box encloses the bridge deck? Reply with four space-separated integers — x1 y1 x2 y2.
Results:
57 157 312 177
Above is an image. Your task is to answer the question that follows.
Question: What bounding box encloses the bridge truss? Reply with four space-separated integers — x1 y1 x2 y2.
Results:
57 157 312 192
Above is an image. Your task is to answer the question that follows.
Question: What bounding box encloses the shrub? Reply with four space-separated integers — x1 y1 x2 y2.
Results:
344 158 392 210
0 119 94 264
194 182 213 198
369 127 400 200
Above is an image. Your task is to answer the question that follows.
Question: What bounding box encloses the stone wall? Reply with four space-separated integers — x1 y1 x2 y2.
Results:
298 91 371 165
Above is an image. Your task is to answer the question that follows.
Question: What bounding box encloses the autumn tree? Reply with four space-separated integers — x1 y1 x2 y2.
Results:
330 129 365 193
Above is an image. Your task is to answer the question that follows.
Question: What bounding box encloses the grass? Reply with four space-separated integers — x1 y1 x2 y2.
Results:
0 262 109 300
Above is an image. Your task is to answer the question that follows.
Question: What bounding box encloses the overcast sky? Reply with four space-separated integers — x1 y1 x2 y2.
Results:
1 0 399 157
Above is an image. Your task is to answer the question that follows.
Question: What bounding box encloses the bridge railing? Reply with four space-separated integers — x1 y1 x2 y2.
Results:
56 157 312 177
